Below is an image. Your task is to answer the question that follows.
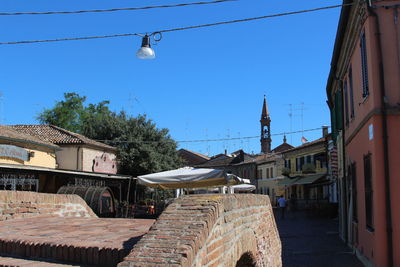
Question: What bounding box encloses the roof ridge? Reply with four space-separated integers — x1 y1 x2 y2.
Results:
49 125 85 144
180 148 210 160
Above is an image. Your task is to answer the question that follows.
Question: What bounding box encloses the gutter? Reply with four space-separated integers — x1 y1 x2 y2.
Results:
326 0 353 106
367 5 394 267
0 136 61 151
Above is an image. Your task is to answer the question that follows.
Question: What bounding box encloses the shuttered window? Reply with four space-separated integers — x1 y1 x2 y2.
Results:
344 79 349 127
300 157 305 171
364 153 374 231
350 162 358 222
360 31 369 98
349 67 355 118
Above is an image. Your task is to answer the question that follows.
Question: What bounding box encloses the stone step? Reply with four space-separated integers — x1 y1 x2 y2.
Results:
0 255 84 267
0 217 154 267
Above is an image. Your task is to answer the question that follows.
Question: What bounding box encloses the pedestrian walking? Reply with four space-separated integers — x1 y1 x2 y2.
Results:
277 195 287 219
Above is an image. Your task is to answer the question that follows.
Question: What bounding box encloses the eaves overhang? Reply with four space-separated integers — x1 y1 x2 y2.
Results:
326 0 353 106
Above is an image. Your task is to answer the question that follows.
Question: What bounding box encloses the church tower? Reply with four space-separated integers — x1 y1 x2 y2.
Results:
260 95 271 153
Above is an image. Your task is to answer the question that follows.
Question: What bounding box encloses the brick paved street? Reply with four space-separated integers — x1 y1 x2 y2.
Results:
274 209 364 267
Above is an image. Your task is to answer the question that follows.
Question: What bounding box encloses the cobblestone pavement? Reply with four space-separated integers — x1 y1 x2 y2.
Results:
274 209 364 267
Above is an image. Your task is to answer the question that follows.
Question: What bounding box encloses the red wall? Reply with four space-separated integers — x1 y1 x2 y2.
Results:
342 3 400 266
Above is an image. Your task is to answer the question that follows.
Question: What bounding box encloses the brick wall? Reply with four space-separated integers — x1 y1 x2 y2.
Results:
0 190 97 221
119 194 281 267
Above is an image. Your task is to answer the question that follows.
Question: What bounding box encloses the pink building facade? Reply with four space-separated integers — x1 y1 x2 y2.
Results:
326 1 400 266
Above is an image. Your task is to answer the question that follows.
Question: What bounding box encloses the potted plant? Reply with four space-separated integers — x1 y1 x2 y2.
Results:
302 163 316 174
281 167 291 177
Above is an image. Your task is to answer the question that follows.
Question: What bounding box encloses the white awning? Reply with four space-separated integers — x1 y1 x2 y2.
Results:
138 167 249 189
231 184 256 192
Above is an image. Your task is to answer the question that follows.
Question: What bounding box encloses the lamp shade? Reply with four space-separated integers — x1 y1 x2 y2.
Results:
136 35 155 59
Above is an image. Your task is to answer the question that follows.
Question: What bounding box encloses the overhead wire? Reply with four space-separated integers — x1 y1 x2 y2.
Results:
0 0 236 16
95 127 330 144
0 3 354 45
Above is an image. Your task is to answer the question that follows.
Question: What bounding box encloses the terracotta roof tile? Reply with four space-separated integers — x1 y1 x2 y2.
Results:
282 137 327 153
178 149 210 160
0 126 59 149
10 125 115 151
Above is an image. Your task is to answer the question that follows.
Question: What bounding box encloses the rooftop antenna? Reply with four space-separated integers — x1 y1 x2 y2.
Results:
128 93 134 115
287 103 307 144
0 91 3 124
238 131 243 151
300 101 305 138
288 104 293 144
205 128 210 156
226 128 231 154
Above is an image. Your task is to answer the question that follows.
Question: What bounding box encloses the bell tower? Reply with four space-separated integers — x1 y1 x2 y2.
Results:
260 95 271 153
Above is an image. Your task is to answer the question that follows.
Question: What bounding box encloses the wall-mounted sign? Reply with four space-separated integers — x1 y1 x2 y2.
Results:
93 153 117 174
0 145 29 161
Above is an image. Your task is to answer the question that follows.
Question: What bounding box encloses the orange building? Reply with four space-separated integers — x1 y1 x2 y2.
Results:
326 1 400 266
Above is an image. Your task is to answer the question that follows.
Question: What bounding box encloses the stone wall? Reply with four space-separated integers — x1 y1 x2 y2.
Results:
119 194 281 267
0 190 97 221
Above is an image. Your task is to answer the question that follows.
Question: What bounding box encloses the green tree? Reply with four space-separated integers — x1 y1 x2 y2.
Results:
37 92 182 177
37 92 86 133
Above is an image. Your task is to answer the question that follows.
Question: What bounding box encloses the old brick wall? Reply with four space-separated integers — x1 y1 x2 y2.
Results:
119 194 281 267
0 190 97 221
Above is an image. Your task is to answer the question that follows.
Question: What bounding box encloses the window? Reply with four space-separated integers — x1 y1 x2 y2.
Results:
266 168 270 178
350 162 358 222
300 157 305 170
364 153 373 231
270 167 273 177
349 66 355 118
360 31 369 98
296 158 300 171
344 79 349 126
315 153 327 169
285 159 291 170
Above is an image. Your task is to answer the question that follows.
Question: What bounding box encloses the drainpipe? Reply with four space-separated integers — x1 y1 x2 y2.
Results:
368 5 394 267
76 146 81 171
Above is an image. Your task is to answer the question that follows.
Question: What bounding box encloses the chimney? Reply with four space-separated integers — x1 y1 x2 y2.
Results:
224 149 227 155
322 126 329 137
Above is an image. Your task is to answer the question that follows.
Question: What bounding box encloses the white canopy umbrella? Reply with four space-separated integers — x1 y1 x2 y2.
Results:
231 184 256 192
137 167 249 189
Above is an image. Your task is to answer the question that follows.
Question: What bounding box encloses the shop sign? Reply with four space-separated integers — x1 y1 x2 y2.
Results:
0 145 29 161
73 178 106 187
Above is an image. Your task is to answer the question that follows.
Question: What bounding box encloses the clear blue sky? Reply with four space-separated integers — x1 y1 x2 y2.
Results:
0 0 341 156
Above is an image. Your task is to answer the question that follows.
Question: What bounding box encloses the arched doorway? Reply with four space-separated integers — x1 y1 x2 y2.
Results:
236 252 256 267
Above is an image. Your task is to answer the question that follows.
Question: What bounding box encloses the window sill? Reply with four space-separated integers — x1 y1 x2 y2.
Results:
366 226 375 233
359 94 369 105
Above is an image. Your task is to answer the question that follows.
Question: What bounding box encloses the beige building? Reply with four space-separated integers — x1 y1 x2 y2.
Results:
0 126 60 191
11 125 117 174
279 135 330 209
2 125 132 216
256 153 285 205
0 126 59 169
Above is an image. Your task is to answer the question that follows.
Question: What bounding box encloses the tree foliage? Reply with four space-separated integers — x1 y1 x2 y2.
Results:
37 92 182 177
37 93 86 133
